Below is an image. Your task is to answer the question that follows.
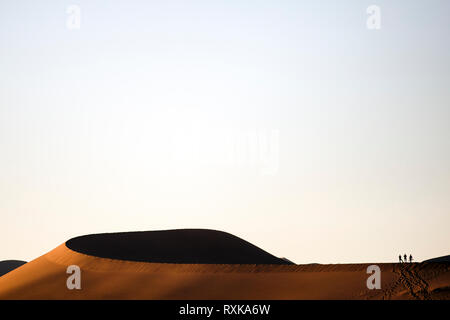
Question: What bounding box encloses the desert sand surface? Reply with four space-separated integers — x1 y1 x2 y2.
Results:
0 230 448 300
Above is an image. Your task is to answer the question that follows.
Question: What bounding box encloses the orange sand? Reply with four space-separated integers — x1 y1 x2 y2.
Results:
0 244 448 299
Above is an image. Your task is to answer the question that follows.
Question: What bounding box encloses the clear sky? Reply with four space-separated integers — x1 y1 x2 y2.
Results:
1 0 449 264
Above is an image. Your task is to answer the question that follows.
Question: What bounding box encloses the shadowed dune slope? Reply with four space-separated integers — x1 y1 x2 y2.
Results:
0 260 27 277
423 255 450 263
66 229 291 265
0 230 449 299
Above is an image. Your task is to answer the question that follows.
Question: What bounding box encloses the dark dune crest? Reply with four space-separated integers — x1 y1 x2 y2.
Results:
0 260 27 277
66 229 292 265
423 255 450 263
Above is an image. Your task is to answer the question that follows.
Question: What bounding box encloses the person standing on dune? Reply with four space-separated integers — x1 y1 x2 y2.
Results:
404 254 407 263
409 255 413 263
399 255 403 263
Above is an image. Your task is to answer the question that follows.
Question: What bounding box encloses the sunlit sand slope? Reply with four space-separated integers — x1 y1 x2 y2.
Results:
0 244 448 299
0 230 448 299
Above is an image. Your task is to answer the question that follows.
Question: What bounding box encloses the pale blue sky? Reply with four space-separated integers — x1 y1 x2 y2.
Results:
1 1 449 263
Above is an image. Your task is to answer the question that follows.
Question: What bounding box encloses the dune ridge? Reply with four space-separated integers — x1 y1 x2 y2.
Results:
0 230 448 300
423 255 450 263
66 229 291 265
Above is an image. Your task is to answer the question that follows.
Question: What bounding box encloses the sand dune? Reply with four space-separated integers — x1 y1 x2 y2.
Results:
423 255 450 263
66 229 291 264
0 230 448 300
0 260 27 277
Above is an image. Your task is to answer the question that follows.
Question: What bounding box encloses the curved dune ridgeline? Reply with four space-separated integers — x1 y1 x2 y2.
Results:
65 229 291 265
0 230 448 300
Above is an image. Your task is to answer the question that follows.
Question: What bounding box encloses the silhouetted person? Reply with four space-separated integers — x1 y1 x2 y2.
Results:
404 254 407 263
409 254 413 263
399 255 403 263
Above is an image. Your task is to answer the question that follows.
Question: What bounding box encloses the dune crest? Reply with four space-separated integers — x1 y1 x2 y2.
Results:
0 230 448 299
66 229 291 265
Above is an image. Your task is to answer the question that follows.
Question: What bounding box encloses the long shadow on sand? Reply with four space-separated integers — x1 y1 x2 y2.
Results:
0 260 27 277
66 229 293 265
